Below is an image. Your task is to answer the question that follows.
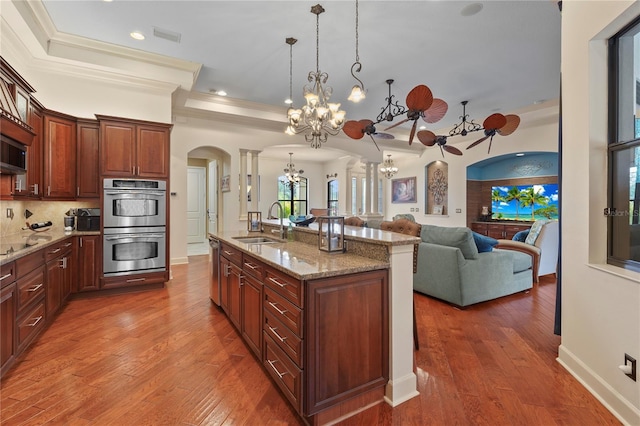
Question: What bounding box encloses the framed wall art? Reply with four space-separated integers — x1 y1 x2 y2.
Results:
221 175 230 192
391 177 417 203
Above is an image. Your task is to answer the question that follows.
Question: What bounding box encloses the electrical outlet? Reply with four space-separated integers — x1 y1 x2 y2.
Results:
456 208 462 213
410 208 415 212
5 208 13 219
415 208 419 212
624 353 637 381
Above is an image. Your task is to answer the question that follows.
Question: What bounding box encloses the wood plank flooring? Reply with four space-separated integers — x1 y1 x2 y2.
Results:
1 255 620 425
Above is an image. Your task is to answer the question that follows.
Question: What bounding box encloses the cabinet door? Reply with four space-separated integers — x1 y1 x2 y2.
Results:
14 105 43 197
136 124 170 178
487 224 505 239
220 257 230 315
504 224 532 240
77 236 101 292
45 257 63 319
77 120 100 198
43 113 76 198
100 121 136 177
227 263 242 330
241 274 262 358
470 223 488 236
0 283 16 377
60 243 74 303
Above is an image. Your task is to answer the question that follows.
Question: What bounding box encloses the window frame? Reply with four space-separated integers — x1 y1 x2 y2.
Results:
278 176 308 217
607 15 640 272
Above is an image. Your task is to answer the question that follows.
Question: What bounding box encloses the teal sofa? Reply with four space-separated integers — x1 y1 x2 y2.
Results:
414 225 533 307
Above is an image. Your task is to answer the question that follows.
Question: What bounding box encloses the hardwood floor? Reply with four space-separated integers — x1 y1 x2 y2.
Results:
1 255 620 425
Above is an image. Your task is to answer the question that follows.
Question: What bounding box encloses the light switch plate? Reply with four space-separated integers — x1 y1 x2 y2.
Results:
456 208 462 213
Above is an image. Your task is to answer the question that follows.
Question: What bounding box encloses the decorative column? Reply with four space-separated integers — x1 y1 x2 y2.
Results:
372 162 380 215
239 149 248 219
250 150 260 212
365 162 372 215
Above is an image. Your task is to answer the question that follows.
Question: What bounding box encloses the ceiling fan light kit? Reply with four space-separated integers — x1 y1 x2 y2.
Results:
285 4 346 149
347 0 366 103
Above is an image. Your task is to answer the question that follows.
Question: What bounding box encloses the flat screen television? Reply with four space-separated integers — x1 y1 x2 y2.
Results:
491 184 559 221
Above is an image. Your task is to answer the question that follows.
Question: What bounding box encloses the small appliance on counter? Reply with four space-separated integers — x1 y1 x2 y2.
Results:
76 208 100 231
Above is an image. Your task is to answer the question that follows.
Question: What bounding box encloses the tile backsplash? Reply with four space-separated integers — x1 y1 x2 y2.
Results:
0 200 99 237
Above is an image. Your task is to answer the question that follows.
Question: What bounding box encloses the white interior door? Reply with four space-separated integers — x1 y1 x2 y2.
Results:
208 160 218 234
187 166 206 244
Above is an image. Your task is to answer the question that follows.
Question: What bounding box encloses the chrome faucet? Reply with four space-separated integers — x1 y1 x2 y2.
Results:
268 201 284 239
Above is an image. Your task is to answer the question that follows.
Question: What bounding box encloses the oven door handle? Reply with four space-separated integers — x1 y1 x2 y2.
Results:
105 234 165 241
104 190 165 196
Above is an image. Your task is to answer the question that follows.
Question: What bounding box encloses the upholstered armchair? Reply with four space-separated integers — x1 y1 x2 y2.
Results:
344 216 365 227
496 220 559 282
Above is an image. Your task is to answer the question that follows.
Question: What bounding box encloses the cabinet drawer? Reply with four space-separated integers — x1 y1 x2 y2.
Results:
242 256 265 280
16 249 44 279
44 239 73 262
0 261 16 288
265 267 303 308
17 301 45 352
220 242 242 266
264 334 302 414
264 287 303 338
17 266 45 313
264 309 303 368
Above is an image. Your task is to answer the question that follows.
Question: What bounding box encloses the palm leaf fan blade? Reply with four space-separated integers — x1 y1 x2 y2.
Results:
444 145 463 156
383 117 409 131
405 85 433 111
483 113 507 130
343 120 366 140
422 99 448 124
497 114 520 136
417 130 437 146
466 134 489 150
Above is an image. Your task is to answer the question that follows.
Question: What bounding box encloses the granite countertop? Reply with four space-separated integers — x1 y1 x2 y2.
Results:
261 218 421 247
212 230 391 280
0 227 100 266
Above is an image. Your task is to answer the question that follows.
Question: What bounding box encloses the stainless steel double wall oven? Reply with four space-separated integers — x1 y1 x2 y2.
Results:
103 178 167 277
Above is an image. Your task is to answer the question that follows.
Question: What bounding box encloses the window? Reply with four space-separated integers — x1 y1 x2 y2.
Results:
327 180 338 216
278 177 308 217
608 16 640 271
348 171 382 215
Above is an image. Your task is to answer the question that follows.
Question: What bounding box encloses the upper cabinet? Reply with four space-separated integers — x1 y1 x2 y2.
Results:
43 111 76 199
76 119 100 198
97 115 172 179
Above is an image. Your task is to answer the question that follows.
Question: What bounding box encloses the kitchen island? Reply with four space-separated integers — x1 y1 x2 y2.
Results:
211 220 420 425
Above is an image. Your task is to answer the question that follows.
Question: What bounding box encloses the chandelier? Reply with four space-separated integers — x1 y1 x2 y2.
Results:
282 152 304 184
379 155 398 179
286 4 346 149
448 100 482 137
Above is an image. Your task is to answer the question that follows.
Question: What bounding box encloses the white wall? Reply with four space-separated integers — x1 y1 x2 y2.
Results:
559 2 640 425
383 108 560 226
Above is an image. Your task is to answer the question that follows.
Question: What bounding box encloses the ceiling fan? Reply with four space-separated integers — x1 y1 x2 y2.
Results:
466 113 521 154
417 130 463 157
342 119 393 151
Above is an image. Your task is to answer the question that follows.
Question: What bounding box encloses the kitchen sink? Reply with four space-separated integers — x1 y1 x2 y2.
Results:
232 236 282 244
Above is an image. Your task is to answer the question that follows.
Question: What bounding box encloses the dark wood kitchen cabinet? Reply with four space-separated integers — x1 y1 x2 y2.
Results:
76 119 100 198
241 256 265 359
43 110 76 199
13 99 44 198
76 235 101 292
220 242 243 330
44 239 73 319
218 245 389 424
0 261 17 378
97 115 171 179
471 222 532 240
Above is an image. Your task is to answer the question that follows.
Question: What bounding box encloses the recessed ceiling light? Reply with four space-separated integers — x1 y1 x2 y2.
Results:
461 3 483 17
533 99 546 105
419 125 427 130
130 31 145 41
516 153 525 157
285 98 293 105
216 90 227 97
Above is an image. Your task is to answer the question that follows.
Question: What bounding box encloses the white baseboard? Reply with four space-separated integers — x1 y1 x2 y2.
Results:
171 257 189 265
557 344 640 425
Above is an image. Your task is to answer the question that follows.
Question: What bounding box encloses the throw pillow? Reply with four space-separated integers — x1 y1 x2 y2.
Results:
512 229 530 242
421 224 479 259
472 232 499 253
525 220 550 245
